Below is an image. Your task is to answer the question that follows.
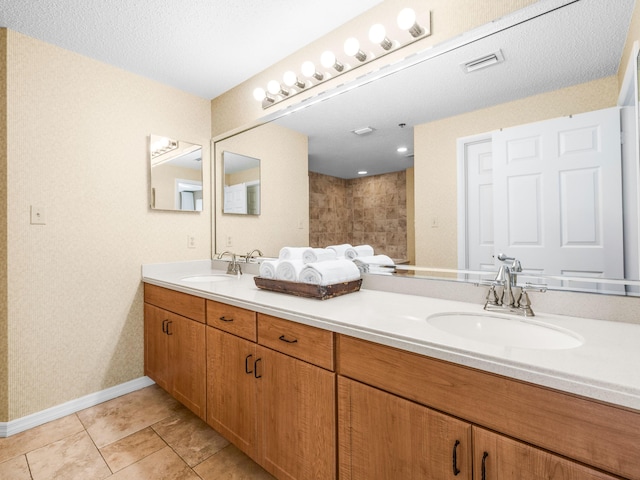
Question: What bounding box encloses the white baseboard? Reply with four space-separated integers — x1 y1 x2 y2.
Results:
0 376 155 437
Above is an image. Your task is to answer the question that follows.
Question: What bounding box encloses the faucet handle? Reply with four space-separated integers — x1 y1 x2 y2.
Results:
496 253 522 272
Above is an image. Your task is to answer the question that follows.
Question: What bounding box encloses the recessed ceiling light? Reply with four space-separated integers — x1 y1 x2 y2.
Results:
352 127 375 135
357 170 368 175
397 146 408 153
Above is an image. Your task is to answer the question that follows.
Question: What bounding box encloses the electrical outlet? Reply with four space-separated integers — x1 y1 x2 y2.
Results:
226 235 232 247
187 235 196 249
30 205 46 225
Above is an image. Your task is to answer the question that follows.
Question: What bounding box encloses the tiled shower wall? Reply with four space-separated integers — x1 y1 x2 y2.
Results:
309 171 407 260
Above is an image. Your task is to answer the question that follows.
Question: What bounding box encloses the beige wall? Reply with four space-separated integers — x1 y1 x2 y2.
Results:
4 29 211 421
211 0 537 137
226 166 259 186
1 28 8 421
620 0 640 89
414 76 619 268
214 123 308 257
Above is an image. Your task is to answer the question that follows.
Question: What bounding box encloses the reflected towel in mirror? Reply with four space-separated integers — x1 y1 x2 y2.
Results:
303 248 338 264
344 244 375 260
278 247 308 260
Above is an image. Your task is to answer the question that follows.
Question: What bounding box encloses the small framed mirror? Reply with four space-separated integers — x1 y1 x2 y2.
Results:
149 134 203 211
222 151 261 215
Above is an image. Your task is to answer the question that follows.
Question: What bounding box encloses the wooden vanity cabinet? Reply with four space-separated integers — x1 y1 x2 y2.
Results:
337 334 640 480
206 326 258 457
143 284 206 419
338 376 471 480
472 427 620 480
257 313 336 480
205 303 336 480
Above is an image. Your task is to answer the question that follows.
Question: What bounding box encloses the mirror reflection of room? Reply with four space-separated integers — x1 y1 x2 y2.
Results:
149 134 203 211
222 151 260 215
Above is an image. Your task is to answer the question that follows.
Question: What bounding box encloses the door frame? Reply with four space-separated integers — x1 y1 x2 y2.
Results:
456 132 492 271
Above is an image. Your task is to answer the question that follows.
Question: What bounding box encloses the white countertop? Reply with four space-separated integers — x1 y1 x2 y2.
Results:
142 260 640 411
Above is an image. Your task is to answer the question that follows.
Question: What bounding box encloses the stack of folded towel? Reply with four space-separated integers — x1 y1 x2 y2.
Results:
259 246 361 286
259 244 396 284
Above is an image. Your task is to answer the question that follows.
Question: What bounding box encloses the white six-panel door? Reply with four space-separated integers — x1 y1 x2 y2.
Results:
462 107 623 281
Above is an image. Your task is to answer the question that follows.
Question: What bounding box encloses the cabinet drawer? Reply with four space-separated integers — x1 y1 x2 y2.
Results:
206 300 257 341
144 284 205 323
337 334 640 480
258 314 334 370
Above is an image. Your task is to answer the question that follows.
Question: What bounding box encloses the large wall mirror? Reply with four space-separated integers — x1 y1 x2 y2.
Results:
222 151 261 215
213 0 640 295
149 134 203 211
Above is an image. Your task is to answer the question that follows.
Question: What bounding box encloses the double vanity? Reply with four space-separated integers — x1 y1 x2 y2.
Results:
142 260 640 480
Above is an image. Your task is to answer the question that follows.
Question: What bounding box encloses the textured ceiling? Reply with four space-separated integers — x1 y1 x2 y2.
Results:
0 0 381 99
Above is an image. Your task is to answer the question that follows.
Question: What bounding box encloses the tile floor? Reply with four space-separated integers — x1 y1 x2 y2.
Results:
0 384 276 479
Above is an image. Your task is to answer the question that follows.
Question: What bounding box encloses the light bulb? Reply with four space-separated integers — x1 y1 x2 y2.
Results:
344 37 360 56
320 50 336 68
397 8 424 37
267 80 287 96
369 23 393 50
253 87 266 102
344 37 367 62
283 70 305 89
301 60 324 81
320 50 344 72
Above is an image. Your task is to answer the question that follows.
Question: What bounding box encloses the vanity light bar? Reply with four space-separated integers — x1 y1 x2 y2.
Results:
254 9 431 109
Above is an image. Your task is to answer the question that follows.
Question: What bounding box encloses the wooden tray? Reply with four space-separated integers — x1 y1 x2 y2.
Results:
254 277 362 300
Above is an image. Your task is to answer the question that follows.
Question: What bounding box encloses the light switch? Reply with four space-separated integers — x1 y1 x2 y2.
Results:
30 206 46 225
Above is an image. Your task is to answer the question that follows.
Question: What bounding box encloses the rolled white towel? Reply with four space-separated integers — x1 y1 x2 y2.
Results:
302 247 338 264
353 255 395 274
299 259 361 286
259 259 279 279
344 244 375 260
276 260 305 282
278 247 307 260
326 243 353 257
354 254 394 265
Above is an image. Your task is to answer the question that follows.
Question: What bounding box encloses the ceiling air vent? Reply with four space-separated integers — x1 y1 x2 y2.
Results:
462 50 504 73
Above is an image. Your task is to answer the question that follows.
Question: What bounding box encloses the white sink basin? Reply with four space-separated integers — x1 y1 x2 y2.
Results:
426 312 583 350
180 274 231 283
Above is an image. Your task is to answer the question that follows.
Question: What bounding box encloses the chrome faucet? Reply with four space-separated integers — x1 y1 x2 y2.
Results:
483 254 546 316
217 251 242 275
245 249 264 263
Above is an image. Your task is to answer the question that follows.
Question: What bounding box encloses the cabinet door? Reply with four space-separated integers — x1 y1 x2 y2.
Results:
171 315 206 419
206 327 258 459
144 303 171 391
473 426 620 480
338 376 471 480
258 346 336 480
